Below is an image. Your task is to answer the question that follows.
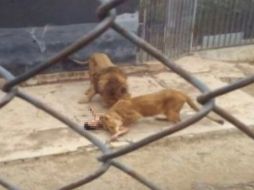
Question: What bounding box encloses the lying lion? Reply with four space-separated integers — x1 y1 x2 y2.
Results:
95 89 224 141
71 53 130 107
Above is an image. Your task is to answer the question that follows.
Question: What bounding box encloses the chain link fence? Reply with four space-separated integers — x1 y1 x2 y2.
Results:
0 0 254 189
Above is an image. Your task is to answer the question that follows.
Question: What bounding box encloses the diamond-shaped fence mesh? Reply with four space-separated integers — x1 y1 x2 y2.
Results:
0 0 254 190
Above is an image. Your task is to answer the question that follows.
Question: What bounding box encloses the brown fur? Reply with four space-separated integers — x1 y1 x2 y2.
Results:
99 89 224 141
72 53 130 107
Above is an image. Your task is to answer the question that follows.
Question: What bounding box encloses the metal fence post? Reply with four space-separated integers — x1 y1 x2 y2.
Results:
190 0 198 52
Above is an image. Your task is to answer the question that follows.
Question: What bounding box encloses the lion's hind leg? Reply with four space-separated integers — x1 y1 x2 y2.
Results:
164 100 185 123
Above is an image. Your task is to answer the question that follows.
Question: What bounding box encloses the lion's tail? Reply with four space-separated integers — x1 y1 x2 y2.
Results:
185 95 224 125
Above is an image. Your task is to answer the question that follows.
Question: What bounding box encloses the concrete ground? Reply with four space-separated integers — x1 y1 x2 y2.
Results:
0 133 254 190
0 54 254 189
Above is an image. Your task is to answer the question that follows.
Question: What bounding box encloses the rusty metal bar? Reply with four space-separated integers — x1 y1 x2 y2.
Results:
223 1 233 47
190 0 198 51
0 67 17 108
249 1 254 44
211 0 219 48
0 177 21 190
111 161 161 190
175 0 184 57
58 163 111 190
214 106 254 140
0 89 16 108
169 0 177 56
228 0 237 46
96 0 124 19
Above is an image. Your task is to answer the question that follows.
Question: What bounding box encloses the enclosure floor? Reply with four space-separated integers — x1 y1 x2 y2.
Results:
1 55 254 189
1 55 254 163
0 132 254 190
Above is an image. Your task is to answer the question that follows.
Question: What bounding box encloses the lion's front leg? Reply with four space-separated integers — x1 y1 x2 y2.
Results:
78 86 96 104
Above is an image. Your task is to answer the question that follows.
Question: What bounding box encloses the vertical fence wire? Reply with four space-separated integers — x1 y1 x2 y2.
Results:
140 0 254 57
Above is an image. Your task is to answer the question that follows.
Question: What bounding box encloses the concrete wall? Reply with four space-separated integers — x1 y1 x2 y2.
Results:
0 0 139 75
195 45 254 63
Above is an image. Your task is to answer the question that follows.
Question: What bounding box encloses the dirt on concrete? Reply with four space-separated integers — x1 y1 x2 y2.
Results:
0 133 254 190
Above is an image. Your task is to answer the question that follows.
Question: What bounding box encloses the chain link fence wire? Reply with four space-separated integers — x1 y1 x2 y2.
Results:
0 0 254 189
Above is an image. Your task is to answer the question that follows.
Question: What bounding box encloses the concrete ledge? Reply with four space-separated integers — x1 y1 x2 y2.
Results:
15 62 168 87
195 44 254 62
